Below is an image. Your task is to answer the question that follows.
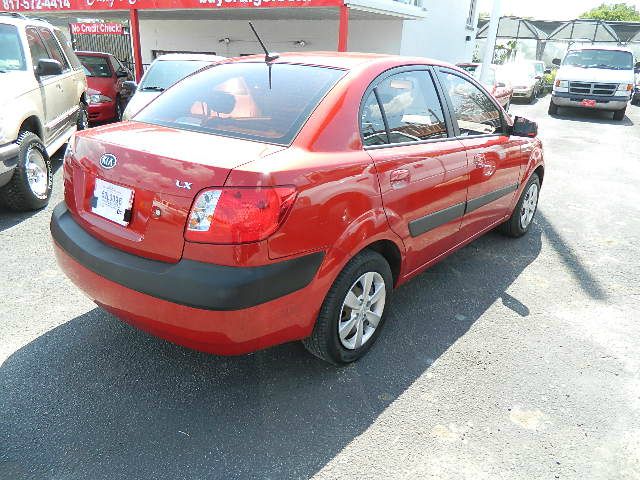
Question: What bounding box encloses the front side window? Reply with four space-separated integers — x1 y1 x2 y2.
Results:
0 24 26 71
440 71 502 136
77 55 112 78
136 62 344 145
38 28 69 71
25 28 49 72
360 70 448 146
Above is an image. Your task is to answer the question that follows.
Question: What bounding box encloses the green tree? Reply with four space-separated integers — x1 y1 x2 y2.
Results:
580 3 640 21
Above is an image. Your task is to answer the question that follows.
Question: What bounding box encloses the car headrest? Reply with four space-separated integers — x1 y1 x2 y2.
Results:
208 91 236 115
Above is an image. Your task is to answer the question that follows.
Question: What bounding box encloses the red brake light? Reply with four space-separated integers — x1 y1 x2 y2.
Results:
185 186 297 244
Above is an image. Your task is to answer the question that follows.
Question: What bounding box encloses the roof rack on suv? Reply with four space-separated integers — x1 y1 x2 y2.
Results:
0 12 28 19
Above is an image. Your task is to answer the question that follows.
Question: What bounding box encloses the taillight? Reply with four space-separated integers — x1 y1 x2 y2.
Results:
185 186 297 244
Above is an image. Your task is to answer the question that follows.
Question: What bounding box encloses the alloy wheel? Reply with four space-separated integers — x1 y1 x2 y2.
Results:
338 271 386 350
25 148 48 199
520 182 538 229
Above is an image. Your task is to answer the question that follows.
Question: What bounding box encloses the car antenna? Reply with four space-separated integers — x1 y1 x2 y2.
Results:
249 22 279 63
249 22 278 89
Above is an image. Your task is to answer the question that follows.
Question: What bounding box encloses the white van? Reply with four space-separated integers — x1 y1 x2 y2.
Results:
549 45 635 121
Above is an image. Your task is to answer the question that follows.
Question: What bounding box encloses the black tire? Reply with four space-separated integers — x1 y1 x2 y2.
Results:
613 107 626 121
114 96 123 121
548 101 558 115
0 132 52 211
303 250 393 365
77 101 89 130
499 173 540 238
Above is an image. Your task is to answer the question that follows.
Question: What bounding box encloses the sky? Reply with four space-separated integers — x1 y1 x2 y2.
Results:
476 0 640 20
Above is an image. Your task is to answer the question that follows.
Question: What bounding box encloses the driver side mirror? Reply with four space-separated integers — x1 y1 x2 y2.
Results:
552 58 561 67
36 58 62 77
122 80 137 93
511 116 538 138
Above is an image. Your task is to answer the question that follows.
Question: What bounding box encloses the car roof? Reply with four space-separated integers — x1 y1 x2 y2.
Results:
75 51 113 58
155 53 226 62
232 52 452 70
568 45 633 53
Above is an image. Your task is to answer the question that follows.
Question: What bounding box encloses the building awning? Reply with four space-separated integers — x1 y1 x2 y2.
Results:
476 16 548 40
548 19 620 43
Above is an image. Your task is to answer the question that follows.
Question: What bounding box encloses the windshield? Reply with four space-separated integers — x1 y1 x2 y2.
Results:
136 62 345 145
140 60 213 90
0 24 26 71
563 49 633 70
77 55 111 78
499 64 536 83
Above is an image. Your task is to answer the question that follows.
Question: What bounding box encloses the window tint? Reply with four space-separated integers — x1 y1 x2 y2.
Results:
38 28 69 71
54 30 83 71
25 28 49 71
136 63 344 145
440 71 502 136
360 91 388 146
360 70 447 146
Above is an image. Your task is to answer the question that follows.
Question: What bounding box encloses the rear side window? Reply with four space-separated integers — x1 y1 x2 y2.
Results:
440 71 503 136
38 28 69 71
54 30 83 71
360 70 448 147
25 28 49 71
136 62 344 145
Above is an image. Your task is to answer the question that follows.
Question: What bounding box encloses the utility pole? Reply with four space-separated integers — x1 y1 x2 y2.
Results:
480 0 502 84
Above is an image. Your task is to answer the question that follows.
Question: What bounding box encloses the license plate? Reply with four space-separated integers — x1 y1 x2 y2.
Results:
92 178 134 226
580 99 596 108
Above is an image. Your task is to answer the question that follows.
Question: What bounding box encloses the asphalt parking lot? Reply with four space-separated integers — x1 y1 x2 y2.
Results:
1 96 639 480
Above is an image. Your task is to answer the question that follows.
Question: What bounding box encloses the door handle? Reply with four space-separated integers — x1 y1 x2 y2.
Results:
390 168 410 189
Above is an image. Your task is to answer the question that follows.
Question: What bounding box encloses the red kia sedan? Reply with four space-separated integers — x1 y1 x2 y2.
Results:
51 53 544 364
76 51 133 122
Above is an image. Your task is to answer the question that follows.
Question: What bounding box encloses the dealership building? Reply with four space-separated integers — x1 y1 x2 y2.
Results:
3 0 479 80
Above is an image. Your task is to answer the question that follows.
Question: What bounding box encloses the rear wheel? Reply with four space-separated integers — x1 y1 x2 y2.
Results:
548 101 558 115
613 107 626 121
303 250 393 365
499 173 540 238
0 131 52 211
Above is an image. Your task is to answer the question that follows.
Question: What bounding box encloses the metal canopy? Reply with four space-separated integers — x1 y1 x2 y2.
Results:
477 16 548 40
548 19 620 43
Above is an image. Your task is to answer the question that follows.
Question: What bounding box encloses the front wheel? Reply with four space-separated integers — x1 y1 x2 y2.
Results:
499 173 540 238
548 101 558 115
0 132 52 211
77 102 89 130
303 250 393 365
613 106 626 121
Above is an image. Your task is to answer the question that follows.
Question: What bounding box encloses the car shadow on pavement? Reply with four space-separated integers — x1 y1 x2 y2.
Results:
550 107 635 126
1 226 543 480
0 151 64 233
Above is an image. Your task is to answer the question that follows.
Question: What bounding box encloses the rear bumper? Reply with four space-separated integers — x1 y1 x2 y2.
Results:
551 91 629 111
50 202 325 354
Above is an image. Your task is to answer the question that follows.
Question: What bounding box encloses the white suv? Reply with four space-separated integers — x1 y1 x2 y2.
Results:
0 13 87 211
549 46 635 121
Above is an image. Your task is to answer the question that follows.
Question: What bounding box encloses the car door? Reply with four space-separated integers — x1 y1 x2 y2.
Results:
437 68 522 238
25 26 63 145
363 67 469 275
38 27 77 135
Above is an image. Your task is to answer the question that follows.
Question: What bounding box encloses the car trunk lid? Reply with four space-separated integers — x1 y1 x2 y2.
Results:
65 122 285 263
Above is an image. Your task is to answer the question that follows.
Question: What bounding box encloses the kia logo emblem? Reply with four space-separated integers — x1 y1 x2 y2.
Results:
99 154 117 169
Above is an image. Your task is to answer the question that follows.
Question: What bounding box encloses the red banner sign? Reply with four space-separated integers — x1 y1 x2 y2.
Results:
70 22 123 34
1 0 342 12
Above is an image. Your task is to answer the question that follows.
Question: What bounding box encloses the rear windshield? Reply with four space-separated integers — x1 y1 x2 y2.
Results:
563 49 633 70
135 62 345 145
0 24 26 71
139 60 213 91
77 55 111 77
